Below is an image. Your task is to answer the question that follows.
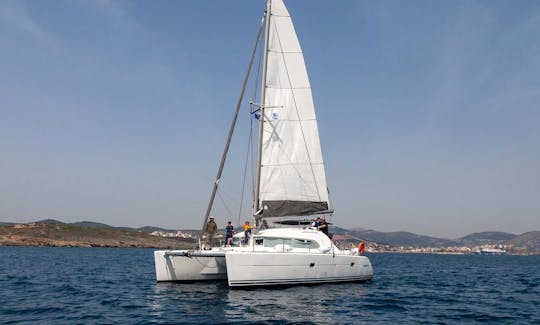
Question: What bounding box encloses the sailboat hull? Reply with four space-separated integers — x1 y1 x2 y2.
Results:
154 250 227 281
225 251 373 287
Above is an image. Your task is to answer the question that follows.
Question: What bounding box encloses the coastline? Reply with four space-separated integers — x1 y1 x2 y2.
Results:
2 222 538 254
0 223 193 249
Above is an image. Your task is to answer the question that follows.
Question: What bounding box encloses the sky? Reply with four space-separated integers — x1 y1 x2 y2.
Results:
1 0 538 239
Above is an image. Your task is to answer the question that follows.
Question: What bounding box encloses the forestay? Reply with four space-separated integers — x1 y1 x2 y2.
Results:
257 0 329 218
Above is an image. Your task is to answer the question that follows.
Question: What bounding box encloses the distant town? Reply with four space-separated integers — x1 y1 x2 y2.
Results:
357 243 510 255
149 229 194 239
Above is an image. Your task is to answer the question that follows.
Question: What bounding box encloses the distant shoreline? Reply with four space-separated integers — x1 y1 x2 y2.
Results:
1 220 538 255
0 223 193 250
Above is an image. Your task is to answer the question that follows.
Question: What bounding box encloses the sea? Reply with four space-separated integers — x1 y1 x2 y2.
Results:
1 247 539 324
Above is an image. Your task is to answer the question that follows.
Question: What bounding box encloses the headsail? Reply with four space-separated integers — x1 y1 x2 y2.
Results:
257 0 329 218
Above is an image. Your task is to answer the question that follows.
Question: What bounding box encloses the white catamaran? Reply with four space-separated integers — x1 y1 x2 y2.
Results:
154 0 373 286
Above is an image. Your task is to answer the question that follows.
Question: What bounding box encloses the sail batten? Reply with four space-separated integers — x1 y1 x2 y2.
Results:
258 0 329 219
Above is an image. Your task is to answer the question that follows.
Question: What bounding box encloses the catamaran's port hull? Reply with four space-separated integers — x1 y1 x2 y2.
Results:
225 251 373 287
154 250 227 282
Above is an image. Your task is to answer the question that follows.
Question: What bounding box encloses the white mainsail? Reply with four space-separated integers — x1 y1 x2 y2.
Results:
257 0 329 218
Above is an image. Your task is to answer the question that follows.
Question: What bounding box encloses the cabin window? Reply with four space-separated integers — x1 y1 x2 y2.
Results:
291 239 319 249
261 237 285 248
260 237 319 249
255 238 264 245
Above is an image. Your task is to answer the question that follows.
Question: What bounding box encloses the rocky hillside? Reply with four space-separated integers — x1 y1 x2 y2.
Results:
458 232 517 244
332 227 540 253
508 231 540 252
0 222 194 249
350 229 456 247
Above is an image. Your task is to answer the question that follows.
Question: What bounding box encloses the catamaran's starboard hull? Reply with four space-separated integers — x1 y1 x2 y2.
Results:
225 251 373 287
154 250 227 282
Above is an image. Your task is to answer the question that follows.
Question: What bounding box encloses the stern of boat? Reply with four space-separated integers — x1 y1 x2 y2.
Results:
154 250 228 282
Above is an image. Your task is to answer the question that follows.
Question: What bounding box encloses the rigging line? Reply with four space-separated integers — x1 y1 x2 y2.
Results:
199 14 265 243
251 110 258 214
251 36 264 110
237 120 254 229
216 189 236 220
246 30 263 225
254 0 272 216
272 18 325 202
216 184 245 207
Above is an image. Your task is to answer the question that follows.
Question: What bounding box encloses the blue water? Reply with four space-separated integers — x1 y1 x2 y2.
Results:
1 247 539 324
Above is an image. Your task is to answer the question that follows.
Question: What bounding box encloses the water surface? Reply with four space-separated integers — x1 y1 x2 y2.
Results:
1 247 538 324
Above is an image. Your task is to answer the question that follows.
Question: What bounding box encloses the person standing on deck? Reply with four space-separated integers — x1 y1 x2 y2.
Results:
312 217 321 228
242 221 252 245
318 219 330 238
204 216 218 248
225 221 234 246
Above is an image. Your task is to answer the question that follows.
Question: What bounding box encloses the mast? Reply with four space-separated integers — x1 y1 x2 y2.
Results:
199 17 265 243
254 0 272 219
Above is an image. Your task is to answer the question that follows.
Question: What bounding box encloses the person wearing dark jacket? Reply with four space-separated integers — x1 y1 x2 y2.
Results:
225 221 234 246
319 219 330 238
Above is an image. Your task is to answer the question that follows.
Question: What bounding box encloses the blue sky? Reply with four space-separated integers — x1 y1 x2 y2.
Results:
1 0 538 238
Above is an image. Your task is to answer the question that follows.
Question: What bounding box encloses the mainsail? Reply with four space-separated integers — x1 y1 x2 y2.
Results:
257 0 329 218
